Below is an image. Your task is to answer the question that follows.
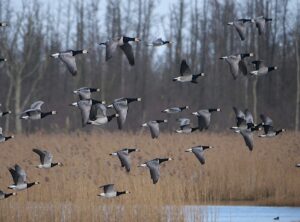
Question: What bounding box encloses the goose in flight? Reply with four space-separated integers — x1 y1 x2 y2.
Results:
108 97 141 130
250 60 278 76
20 101 56 120
51 49 88 76
162 106 189 114
0 104 11 117
253 16 272 35
99 36 140 66
185 146 213 165
0 190 16 200
0 22 8 27
227 19 254 41
258 114 285 137
73 87 100 100
32 149 63 168
0 127 14 143
192 108 221 131
220 53 254 79
8 164 40 191
146 38 172 46
173 60 205 83
87 103 118 126
142 120 167 139
110 148 139 172
98 184 130 198
175 118 198 133
138 158 172 184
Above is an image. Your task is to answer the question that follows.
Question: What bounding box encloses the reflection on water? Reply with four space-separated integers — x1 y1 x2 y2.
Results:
183 205 300 222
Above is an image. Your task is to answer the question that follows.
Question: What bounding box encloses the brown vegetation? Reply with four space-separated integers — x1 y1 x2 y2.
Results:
0 132 299 221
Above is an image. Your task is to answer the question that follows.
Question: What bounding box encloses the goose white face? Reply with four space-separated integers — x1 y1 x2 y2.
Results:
82 49 88 54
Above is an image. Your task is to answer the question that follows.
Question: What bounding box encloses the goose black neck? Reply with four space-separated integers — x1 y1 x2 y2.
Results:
202 146 210 150
128 148 137 153
163 41 170 44
179 106 187 110
27 182 36 188
268 67 276 72
276 129 284 135
41 112 53 118
89 88 98 92
265 18 272 21
241 53 251 59
4 193 13 198
123 36 135 43
2 111 10 116
108 114 117 122
191 127 199 132
72 50 84 56
0 58 5 62
51 163 58 167
5 136 13 141
208 109 219 112
126 98 138 104
247 123 255 129
158 158 169 164
193 73 203 79
156 120 165 123
116 191 126 196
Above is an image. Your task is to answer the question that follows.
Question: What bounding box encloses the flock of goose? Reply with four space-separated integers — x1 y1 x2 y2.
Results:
0 15 296 200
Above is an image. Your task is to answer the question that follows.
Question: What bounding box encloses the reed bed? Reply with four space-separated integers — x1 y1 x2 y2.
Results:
0 131 299 221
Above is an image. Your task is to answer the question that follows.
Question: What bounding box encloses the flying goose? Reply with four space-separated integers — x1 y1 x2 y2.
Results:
237 128 255 151
73 87 100 100
146 38 172 46
138 158 172 184
8 164 40 191
227 19 254 41
162 106 189 114
70 99 105 126
258 114 285 137
87 103 118 126
20 101 56 120
32 149 63 169
173 60 205 83
108 97 141 130
98 184 129 198
0 127 14 143
0 22 8 27
250 60 278 76
0 104 11 117
231 107 258 132
110 148 139 172
175 118 198 133
253 16 272 35
51 49 88 76
185 146 213 165
0 190 16 200
99 36 140 66
192 108 221 131
220 53 254 79
142 120 167 139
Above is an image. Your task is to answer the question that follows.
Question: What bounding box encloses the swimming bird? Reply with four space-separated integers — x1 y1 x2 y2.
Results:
192 108 221 131
99 36 140 66
258 114 285 137
108 97 141 130
87 103 118 126
32 149 63 169
220 53 254 79
8 164 40 191
73 87 100 100
185 146 213 165
0 104 11 117
0 127 14 143
0 190 16 200
146 38 172 46
110 148 139 172
98 184 130 198
175 118 198 133
142 120 167 139
0 22 8 27
250 60 278 76
20 101 56 120
162 106 189 114
253 16 272 35
50 49 88 76
173 60 205 83
227 19 254 41
70 99 105 126
138 158 172 184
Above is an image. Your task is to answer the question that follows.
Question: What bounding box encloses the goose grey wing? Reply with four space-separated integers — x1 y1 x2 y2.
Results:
105 40 118 61
256 19 265 35
197 113 211 131
120 43 135 65
233 107 245 127
149 122 160 138
235 23 246 41
241 130 253 151
147 162 160 184
89 103 106 121
33 149 46 164
30 101 44 110
0 127 2 135
239 60 248 75
15 164 27 182
59 53 77 76
260 114 273 126
42 150 53 165
8 168 19 184
101 184 115 193
114 102 128 130
177 118 190 126
192 149 205 164
78 100 92 126
153 38 163 45
229 61 240 79
180 60 192 76
244 109 254 127
117 151 131 172
252 60 264 70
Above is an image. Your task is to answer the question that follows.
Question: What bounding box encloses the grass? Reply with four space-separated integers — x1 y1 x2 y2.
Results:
0 131 299 221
